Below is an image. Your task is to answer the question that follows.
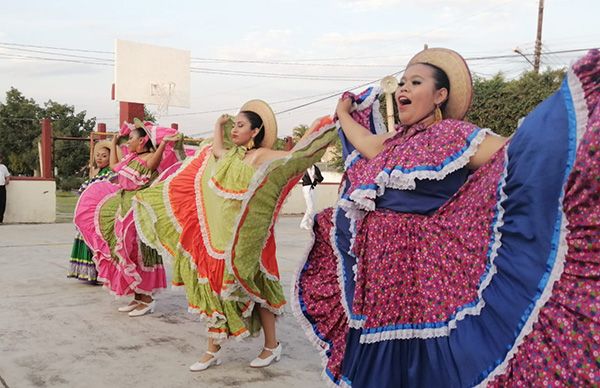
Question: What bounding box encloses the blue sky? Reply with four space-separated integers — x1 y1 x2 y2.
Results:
0 0 598 136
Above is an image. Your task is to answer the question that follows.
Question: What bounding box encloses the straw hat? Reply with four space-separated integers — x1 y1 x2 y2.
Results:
239 99 278 149
94 140 112 153
407 48 473 120
93 140 120 160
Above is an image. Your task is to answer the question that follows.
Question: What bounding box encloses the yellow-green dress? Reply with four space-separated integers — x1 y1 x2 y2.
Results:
134 118 336 340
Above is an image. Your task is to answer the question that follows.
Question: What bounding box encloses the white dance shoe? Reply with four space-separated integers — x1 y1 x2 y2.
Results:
117 300 139 312
249 343 282 368
189 349 222 372
128 300 155 317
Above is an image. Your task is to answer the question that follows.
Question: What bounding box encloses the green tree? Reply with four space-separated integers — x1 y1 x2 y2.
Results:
466 68 565 136
0 88 43 175
292 124 309 142
327 137 344 172
144 106 157 122
0 88 97 189
44 100 96 189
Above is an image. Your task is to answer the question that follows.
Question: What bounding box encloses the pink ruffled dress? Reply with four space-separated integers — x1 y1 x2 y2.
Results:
74 154 165 296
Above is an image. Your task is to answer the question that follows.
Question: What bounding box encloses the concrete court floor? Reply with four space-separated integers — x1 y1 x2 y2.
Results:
0 216 327 388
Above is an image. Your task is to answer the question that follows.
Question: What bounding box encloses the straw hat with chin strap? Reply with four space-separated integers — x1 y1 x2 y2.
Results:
407 48 473 120
92 139 121 167
239 99 278 149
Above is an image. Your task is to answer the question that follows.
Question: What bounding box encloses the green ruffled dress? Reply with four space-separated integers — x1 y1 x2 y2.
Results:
134 120 337 340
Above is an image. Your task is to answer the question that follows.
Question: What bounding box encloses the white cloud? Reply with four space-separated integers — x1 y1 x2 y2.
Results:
317 29 452 47
338 0 522 12
215 29 294 60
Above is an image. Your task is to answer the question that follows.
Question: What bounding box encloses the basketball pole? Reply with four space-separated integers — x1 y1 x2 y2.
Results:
112 83 145 125
119 101 145 124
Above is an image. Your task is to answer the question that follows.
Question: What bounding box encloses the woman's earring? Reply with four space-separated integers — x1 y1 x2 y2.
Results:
246 138 255 150
434 105 443 123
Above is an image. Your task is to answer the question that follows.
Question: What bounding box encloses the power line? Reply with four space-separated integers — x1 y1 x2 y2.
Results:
1 40 597 119
0 53 113 67
2 46 596 83
2 39 595 68
0 44 113 62
0 41 112 55
190 66 373 81
275 68 405 115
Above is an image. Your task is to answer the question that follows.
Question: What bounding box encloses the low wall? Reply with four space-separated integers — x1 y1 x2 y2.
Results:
281 170 342 215
281 182 340 215
3 178 56 223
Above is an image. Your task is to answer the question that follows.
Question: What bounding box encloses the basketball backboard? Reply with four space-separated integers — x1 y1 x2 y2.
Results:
114 40 191 110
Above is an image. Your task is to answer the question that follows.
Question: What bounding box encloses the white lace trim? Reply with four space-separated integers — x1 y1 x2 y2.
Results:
207 177 250 201
187 306 227 326
132 196 173 264
290 222 339 387
83 186 148 298
225 122 336 314
194 150 226 261
354 86 380 111
173 240 196 273
118 166 151 187
332 181 352 320
78 184 144 298
479 60 587 387
376 127 489 192
161 147 215 275
159 169 185 242
113 207 152 295
353 146 509 343
344 150 362 170
342 128 489 218
260 261 281 282
337 198 366 221
348 318 365 329
371 97 389 135
348 216 359 282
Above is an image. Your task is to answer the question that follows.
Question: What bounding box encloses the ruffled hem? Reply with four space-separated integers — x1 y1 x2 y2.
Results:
226 118 338 315
67 261 98 281
341 126 490 214
480 50 590 386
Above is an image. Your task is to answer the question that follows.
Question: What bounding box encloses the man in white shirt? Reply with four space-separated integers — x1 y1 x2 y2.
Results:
300 164 323 230
0 154 11 224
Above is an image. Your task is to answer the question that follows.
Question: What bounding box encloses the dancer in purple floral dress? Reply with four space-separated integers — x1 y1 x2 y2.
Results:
293 48 599 387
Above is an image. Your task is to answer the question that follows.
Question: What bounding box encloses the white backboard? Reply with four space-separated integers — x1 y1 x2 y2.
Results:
114 40 190 108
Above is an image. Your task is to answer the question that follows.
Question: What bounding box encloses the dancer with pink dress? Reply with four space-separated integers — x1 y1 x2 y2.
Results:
74 121 182 316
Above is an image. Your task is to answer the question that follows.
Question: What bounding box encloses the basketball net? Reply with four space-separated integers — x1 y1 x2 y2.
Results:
151 82 175 118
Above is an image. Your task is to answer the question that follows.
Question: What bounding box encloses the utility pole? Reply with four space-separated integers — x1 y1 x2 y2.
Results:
533 0 544 73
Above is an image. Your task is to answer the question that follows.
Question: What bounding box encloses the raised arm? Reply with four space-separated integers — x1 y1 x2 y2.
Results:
212 114 229 159
336 97 394 160
145 134 181 172
248 116 330 167
109 135 121 170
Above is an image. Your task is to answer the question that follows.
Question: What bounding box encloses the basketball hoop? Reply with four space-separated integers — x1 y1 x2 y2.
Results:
151 82 176 118
114 40 191 121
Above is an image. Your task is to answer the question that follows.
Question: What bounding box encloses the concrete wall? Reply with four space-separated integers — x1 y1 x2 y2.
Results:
4 178 56 223
281 171 342 215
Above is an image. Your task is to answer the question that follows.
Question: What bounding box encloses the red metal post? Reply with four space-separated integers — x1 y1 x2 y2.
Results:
97 123 107 139
41 118 53 178
119 102 145 125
